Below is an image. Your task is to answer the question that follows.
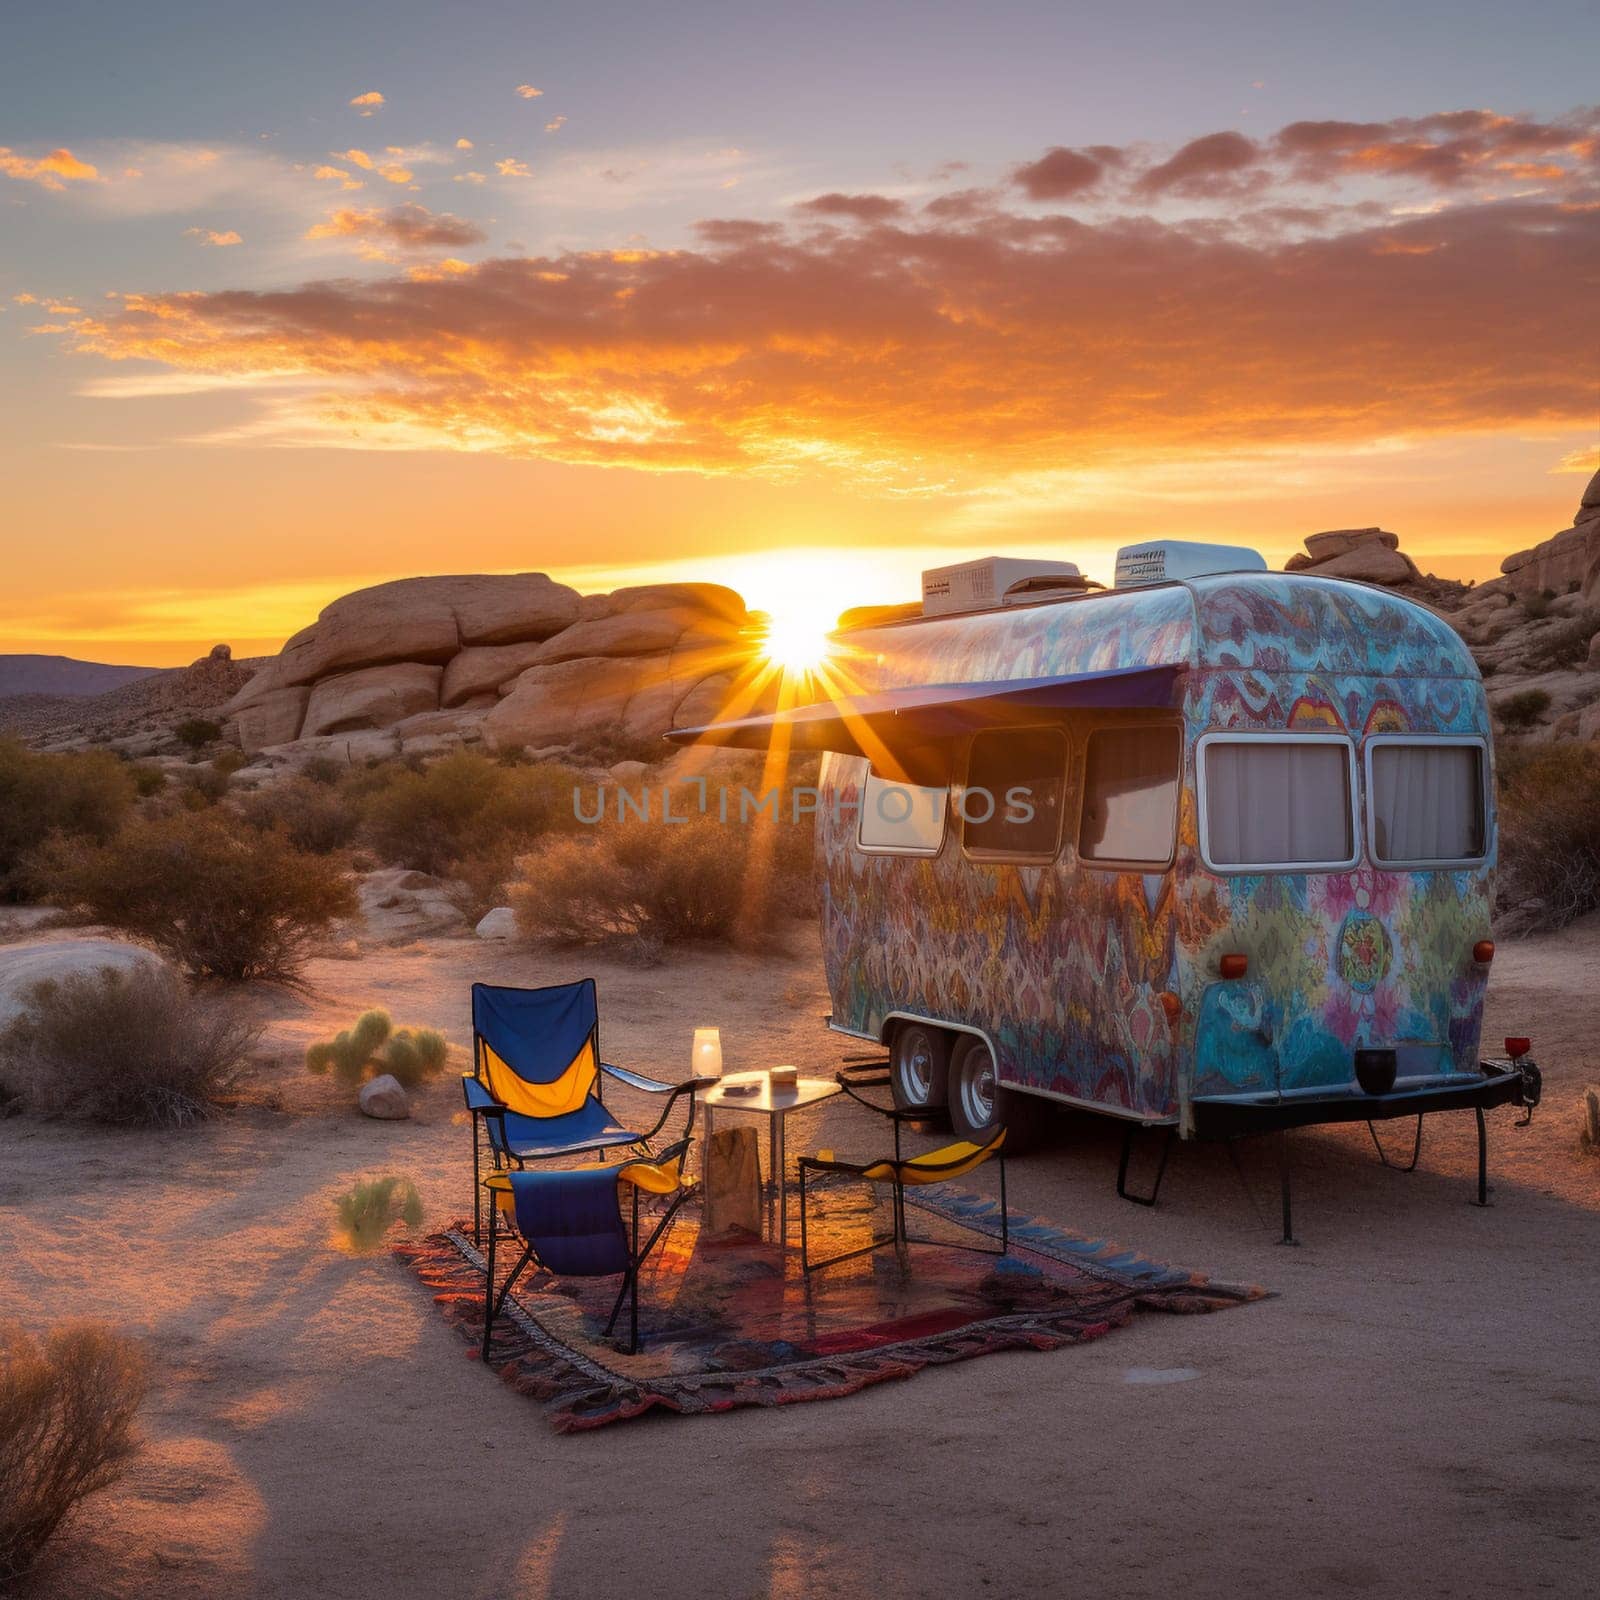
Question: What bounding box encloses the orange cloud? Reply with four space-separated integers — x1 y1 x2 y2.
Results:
313 164 363 190
377 163 414 184
72 176 1597 483
183 227 242 246
455 138 474 150
496 158 532 177
545 116 567 133
349 91 385 116
454 171 486 185
336 148 376 170
304 202 485 252
0 146 102 190
515 84 543 99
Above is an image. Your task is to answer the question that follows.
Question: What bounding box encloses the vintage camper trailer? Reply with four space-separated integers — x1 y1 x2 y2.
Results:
673 543 1541 1223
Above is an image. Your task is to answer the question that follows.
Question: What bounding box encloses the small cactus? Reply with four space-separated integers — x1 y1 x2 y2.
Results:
306 1011 449 1090
334 1175 423 1252
306 1010 393 1085
379 1026 449 1089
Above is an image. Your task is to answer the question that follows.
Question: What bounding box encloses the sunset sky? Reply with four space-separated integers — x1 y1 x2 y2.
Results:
3 0 1597 665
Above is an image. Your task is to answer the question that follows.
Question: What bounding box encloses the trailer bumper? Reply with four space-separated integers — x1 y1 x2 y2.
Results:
1189 1059 1539 1140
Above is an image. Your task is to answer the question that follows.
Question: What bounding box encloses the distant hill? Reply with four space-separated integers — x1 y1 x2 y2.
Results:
0 654 162 698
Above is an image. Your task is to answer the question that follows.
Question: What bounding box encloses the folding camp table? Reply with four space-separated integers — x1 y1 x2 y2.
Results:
701 1071 842 1248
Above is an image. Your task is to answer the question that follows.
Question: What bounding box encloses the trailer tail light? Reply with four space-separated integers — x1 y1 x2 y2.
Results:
1473 940 1495 964
1505 1037 1531 1060
1220 953 1248 980
1159 990 1182 1022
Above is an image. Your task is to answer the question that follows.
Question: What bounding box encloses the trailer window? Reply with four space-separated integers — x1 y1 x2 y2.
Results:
1201 738 1355 870
961 728 1069 857
1079 727 1180 865
1369 742 1485 863
858 768 948 854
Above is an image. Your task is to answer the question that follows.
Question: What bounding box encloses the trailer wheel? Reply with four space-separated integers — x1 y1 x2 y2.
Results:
889 1022 950 1114
949 1035 1043 1152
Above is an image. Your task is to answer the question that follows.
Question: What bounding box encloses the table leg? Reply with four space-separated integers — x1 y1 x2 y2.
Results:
776 1116 787 1251
703 1103 715 1233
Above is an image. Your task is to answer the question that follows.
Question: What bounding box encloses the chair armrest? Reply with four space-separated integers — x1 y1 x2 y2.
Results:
601 1062 675 1094
461 1075 503 1116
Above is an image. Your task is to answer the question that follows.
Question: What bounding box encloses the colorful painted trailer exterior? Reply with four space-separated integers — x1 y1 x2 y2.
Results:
808 572 1502 1137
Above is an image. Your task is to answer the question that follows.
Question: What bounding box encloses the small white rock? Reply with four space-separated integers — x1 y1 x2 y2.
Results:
474 907 518 941
358 1074 411 1120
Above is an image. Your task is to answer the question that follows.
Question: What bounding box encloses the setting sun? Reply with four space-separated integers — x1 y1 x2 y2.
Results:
758 604 836 676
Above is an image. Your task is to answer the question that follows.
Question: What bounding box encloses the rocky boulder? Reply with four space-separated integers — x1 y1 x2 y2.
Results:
227 573 581 710
0 938 171 1029
357 1074 411 1120
1282 527 1422 587
1500 466 1600 600
354 868 468 943
302 663 442 739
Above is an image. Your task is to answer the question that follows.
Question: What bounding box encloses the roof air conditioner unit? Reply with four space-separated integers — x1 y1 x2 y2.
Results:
1114 541 1267 588
921 557 1082 617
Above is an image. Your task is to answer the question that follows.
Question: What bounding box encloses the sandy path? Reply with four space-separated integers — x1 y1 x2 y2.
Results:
2 921 1597 1599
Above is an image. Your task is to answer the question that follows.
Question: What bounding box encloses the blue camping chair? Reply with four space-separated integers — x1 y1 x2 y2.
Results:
481 1139 693 1356
463 979 708 1244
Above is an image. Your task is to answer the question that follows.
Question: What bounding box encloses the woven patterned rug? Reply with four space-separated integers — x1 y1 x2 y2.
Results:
397 1183 1265 1432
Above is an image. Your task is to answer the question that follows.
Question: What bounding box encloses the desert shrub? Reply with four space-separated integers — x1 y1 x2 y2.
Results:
127 763 168 797
0 965 259 1126
173 717 222 751
0 739 135 901
564 727 674 767
28 809 356 983
178 760 232 806
1521 611 1599 672
301 755 344 787
1497 688 1552 730
238 777 360 855
510 812 814 951
1519 590 1552 620
1496 743 1600 933
0 1322 147 1584
334 1176 423 1252
359 752 584 878
306 1009 447 1089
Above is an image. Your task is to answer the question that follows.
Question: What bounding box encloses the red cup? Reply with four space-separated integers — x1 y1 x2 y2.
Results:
1504 1037 1531 1059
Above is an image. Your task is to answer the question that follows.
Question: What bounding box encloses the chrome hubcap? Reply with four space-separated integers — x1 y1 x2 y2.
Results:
960 1046 996 1128
896 1030 934 1105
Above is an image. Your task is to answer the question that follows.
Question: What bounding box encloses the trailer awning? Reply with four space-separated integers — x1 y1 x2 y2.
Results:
666 663 1183 768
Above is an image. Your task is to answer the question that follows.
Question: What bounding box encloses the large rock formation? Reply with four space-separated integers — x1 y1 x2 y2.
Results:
1499 466 1600 599
224 572 763 757
1285 527 1422 586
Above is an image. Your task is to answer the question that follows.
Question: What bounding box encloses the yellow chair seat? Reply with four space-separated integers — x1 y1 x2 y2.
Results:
483 1154 683 1215
854 1137 1003 1187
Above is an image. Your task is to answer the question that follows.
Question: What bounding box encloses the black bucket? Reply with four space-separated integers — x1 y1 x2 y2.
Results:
1355 1048 1398 1096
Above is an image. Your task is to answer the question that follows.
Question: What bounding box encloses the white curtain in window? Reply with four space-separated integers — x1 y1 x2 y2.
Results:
1204 741 1352 867
1371 744 1482 862
860 770 947 852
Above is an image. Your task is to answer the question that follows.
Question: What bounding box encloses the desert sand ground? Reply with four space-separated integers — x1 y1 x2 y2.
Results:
2 918 1597 1600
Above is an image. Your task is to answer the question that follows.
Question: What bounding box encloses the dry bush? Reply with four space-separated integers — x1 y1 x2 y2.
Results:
28 809 356 983
0 1322 147 1584
1496 688 1551 731
359 752 586 884
510 812 814 951
0 965 260 1126
306 1009 447 1089
0 739 135 902
238 777 360 855
1496 742 1600 934
173 717 222 750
